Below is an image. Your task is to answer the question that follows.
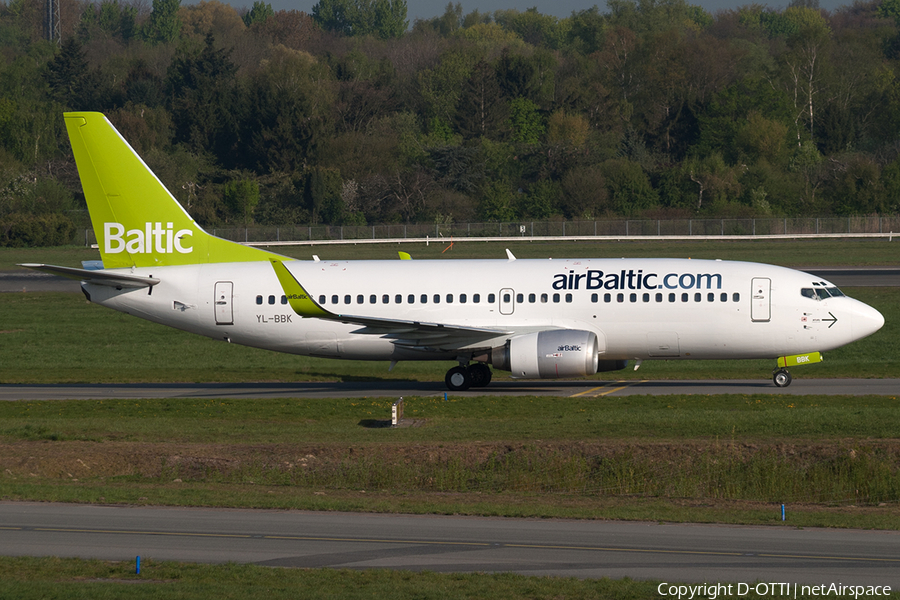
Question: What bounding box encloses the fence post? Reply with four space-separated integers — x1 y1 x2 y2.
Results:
563 221 566 236
721 219 724 235
784 218 787 235
689 220 692 236
626 220 629 236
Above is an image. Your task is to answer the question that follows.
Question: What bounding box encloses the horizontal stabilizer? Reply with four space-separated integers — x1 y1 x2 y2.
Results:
18 264 159 288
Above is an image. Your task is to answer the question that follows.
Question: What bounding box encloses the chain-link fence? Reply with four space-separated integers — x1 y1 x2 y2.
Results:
79 216 900 246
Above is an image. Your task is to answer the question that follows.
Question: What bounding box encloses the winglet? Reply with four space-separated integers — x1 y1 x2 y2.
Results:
269 259 331 318
506 249 516 261
398 251 412 260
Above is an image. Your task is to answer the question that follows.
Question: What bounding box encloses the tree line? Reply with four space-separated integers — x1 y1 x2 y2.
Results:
2 0 900 246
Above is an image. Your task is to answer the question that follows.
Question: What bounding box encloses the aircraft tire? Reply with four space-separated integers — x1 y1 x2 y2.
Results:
773 369 792 387
445 366 472 391
467 363 492 387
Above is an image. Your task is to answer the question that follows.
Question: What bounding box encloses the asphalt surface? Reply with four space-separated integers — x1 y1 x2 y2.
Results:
1 378 899 401
1 502 899 585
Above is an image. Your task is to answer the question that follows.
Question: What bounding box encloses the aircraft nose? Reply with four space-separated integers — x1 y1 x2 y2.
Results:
851 301 884 340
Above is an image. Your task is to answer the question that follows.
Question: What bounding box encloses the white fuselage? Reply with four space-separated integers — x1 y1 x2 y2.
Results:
82 257 884 364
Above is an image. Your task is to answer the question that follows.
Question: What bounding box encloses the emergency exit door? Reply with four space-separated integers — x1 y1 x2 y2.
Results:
751 277 771 322
215 281 233 325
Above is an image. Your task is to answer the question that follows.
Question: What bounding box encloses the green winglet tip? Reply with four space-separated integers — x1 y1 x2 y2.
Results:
269 259 330 318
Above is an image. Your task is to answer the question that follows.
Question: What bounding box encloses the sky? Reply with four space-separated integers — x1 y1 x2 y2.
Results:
209 0 853 22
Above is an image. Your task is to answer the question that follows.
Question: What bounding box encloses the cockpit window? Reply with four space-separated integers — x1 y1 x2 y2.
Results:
802 286 845 300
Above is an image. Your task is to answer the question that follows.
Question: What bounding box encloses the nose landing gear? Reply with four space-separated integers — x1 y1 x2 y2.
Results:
773 368 792 388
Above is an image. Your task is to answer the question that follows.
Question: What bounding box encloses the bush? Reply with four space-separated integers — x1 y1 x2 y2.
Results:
0 213 77 247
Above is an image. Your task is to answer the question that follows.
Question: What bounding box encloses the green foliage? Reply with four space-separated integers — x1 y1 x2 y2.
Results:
143 0 182 44
0 1 897 242
223 179 260 223
243 1 274 26
78 0 137 41
0 213 76 247
312 0 408 39
507 97 544 145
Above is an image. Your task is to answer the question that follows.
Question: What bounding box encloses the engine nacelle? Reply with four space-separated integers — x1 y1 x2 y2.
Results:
490 330 601 379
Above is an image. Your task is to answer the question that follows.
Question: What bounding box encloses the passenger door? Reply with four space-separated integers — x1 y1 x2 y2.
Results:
214 281 233 325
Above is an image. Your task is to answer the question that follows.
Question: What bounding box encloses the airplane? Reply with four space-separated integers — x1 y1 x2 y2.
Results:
21 112 885 391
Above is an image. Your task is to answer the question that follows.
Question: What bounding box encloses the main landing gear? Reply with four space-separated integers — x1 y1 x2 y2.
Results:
445 363 493 391
773 368 792 388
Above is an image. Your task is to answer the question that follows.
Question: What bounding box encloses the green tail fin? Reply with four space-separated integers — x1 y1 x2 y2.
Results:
65 112 281 268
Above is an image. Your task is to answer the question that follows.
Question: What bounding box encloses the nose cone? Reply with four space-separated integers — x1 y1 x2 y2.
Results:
851 301 884 341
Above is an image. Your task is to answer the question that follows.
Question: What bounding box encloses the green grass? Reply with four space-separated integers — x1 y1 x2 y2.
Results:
1 287 896 383
2 237 898 268
10 556 867 600
2 394 900 528
2 394 900 443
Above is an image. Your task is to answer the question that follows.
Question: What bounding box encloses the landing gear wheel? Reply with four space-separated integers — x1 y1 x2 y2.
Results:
773 369 792 388
445 366 472 391
467 363 492 387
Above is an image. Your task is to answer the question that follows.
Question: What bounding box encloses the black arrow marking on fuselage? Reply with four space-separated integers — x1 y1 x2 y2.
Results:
823 312 838 328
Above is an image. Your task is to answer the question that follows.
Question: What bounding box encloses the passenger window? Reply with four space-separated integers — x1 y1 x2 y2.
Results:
503 293 511 303
395 294 402 303
708 293 714 302
591 293 598 303
270 295 277 305
488 294 495 303
516 293 524 303
382 294 389 304
552 293 560 303
529 293 536 303
694 293 701 302
565 293 572 303
681 293 688 302
408 294 415 304
344 295 351 304
643 293 650 302
331 295 338 304
733 293 740 302
656 293 663 302
282 295 288 305
460 294 467 304
604 293 611 303
473 294 480 303
420 294 427 304
669 293 676 302
256 295 263 305
617 293 624 303
369 294 377 304
357 294 364 304
629 293 637 302
433 294 440 304
541 293 548 303
447 294 453 303
720 293 727 302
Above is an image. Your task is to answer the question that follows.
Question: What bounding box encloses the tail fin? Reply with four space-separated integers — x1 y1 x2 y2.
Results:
64 112 281 268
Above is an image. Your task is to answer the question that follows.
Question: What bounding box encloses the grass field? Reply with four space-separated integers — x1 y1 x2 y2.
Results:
2 393 899 529
9 556 856 600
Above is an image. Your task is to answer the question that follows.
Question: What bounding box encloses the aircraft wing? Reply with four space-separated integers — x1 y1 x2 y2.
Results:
18 264 159 288
270 259 511 349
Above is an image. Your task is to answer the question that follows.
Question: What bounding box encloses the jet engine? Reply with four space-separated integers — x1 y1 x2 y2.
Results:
487 330 621 379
